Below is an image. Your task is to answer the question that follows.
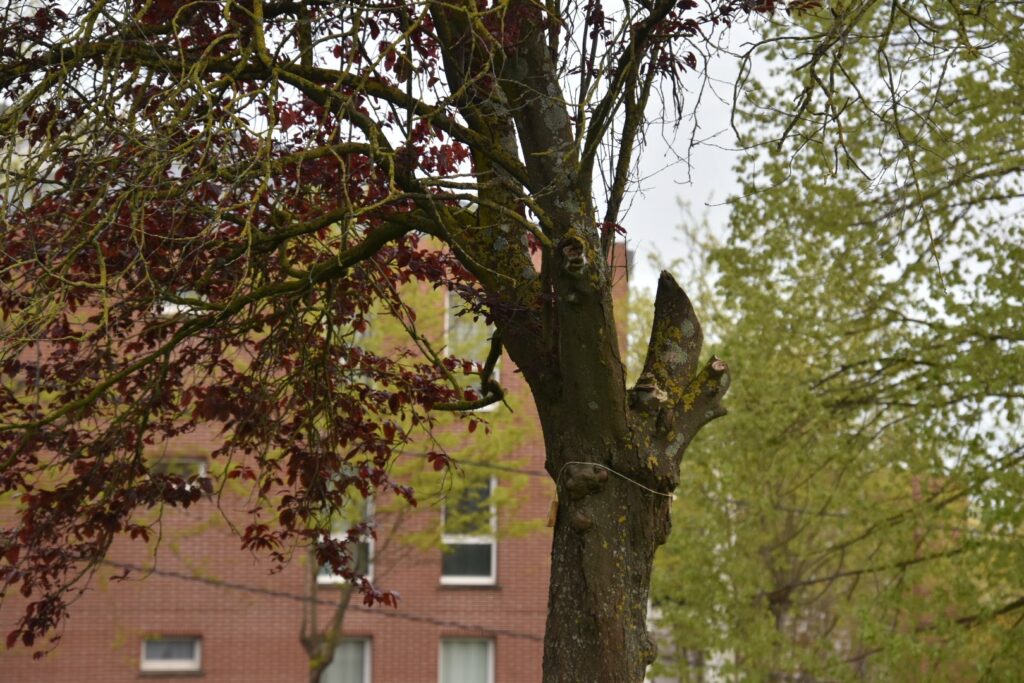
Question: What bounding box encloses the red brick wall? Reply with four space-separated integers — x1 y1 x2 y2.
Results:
1 358 552 683
1 246 630 682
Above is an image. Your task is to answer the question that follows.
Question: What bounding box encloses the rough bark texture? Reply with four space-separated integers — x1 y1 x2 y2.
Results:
543 454 669 682
426 0 737 663
522 272 729 683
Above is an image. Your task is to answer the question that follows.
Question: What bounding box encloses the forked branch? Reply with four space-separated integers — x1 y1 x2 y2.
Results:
630 271 729 473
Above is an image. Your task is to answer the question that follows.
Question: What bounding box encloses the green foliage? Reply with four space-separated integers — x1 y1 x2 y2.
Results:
332 287 538 551
651 3 1024 680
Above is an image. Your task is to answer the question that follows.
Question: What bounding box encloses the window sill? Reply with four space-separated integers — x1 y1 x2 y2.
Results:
315 581 376 589
139 670 205 678
438 582 501 591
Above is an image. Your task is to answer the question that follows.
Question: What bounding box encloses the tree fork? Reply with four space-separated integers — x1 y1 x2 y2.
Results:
540 272 728 682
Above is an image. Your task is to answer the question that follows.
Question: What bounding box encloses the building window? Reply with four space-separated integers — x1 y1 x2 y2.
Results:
440 638 494 683
441 477 496 585
155 290 205 317
338 314 374 369
148 456 208 494
139 636 201 673
445 290 499 407
318 499 374 584
149 455 207 478
320 639 371 683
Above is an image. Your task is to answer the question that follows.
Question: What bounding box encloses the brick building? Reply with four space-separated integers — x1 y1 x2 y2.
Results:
1 251 630 683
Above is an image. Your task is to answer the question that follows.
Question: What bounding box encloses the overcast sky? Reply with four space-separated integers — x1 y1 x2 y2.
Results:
618 24 761 293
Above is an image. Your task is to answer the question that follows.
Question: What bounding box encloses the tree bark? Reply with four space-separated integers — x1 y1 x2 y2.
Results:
302 558 355 683
543 451 670 682
525 272 729 682
424 2 729 677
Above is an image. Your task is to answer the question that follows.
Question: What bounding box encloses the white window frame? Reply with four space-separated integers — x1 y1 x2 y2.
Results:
439 638 495 683
317 499 375 585
320 638 372 683
155 290 206 317
443 289 500 412
440 477 497 586
139 636 202 673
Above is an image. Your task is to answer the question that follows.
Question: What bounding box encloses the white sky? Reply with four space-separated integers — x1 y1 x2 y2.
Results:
618 24 762 293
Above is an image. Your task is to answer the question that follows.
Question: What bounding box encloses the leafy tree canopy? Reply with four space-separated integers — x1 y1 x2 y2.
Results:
0 0 751 676
651 2 1024 680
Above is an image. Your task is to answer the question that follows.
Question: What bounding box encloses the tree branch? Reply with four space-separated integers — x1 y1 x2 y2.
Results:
628 272 728 480
578 0 677 184
637 271 704 393
434 331 507 412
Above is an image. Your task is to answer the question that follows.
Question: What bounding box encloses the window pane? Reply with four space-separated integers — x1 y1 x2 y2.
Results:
144 638 196 661
318 540 370 579
149 457 206 478
318 500 374 583
320 640 367 683
444 480 492 535
441 640 491 683
442 543 492 577
454 482 489 517
447 303 492 362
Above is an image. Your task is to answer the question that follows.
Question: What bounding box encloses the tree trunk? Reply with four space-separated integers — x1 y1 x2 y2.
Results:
530 273 730 682
426 5 728 678
301 560 355 683
542 443 670 682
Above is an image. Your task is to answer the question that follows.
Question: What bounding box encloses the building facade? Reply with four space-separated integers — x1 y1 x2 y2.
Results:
1 249 630 683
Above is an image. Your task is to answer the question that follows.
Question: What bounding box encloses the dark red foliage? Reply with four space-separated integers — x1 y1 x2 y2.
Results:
0 21 465 646
0 0 757 655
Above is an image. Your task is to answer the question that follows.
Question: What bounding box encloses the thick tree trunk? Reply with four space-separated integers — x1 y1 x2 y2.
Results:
542 443 670 682
426 6 728 678
531 273 730 683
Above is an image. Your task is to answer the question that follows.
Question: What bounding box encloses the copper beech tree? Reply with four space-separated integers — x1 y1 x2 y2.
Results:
0 0 751 680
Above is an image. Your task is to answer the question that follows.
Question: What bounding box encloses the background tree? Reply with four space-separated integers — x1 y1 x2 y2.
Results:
0 0 751 680
650 2 1024 680
304 390 535 683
